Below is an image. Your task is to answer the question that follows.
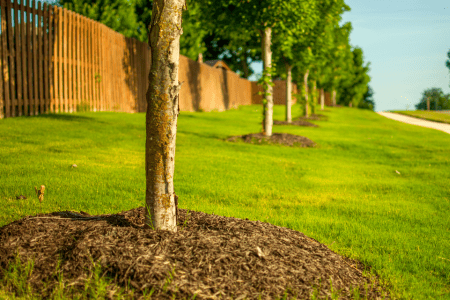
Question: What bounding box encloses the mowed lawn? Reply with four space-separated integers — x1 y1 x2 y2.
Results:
393 110 450 124
0 104 449 299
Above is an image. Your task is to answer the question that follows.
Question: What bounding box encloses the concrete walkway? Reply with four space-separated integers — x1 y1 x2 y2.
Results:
377 112 450 135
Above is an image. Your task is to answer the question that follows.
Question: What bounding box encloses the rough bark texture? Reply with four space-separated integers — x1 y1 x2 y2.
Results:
145 0 186 232
332 89 337 106
285 63 292 123
304 69 310 117
321 88 325 110
263 27 273 136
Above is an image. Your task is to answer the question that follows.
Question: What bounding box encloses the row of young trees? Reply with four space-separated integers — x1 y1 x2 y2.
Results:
46 0 373 231
49 0 374 120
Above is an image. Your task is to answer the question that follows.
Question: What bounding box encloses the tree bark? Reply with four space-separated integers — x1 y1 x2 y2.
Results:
312 80 317 115
145 0 185 232
304 69 310 117
427 98 430 111
320 88 325 110
285 63 292 123
262 27 273 136
332 89 336 106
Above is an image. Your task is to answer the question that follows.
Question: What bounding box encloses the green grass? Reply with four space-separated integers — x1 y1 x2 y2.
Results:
1 104 450 299
392 110 450 124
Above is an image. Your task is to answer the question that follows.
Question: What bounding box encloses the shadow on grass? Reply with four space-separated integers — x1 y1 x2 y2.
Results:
32 114 102 123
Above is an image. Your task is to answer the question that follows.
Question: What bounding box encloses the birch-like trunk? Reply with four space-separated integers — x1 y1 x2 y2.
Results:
145 0 185 232
312 80 317 115
262 27 273 136
332 89 336 106
320 89 325 110
304 69 310 117
285 63 292 123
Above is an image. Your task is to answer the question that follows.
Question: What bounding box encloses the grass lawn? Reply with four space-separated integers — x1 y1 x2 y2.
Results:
1 104 449 299
392 110 450 124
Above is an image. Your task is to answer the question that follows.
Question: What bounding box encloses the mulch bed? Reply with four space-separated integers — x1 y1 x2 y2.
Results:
227 133 316 148
0 207 390 299
273 120 318 127
294 114 329 122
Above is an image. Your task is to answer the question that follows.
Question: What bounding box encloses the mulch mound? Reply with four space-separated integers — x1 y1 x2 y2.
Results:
294 114 328 121
227 133 316 147
273 120 318 127
0 207 390 300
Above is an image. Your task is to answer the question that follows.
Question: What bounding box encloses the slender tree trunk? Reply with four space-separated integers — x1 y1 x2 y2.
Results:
286 63 292 123
312 80 317 115
332 90 336 106
320 89 325 110
262 27 273 136
145 0 185 232
241 54 249 78
427 98 430 111
304 69 310 117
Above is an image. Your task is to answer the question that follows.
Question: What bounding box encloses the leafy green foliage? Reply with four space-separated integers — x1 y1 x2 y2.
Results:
358 85 375 111
415 87 450 110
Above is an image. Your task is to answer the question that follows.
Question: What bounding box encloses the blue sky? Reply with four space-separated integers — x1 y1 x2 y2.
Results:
250 0 450 112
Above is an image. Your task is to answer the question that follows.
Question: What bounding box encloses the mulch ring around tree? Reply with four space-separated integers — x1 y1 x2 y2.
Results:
227 133 316 147
294 114 329 121
0 207 390 300
273 120 318 127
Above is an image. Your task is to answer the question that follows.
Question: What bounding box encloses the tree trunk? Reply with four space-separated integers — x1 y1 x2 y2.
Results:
320 89 325 110
332 89 336 106
145 0 185 232
427 98 430 111
304 69 309 117
241 54 250 78
262 27 273 136
285 63 292 123
312 80 317 115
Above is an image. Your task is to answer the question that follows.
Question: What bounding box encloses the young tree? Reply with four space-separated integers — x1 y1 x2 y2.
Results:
145 0 186 232
197 0 316 136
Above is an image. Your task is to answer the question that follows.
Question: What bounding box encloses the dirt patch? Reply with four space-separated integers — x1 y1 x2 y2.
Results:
227 133 316 147
273 120 318 127
0 208 389 299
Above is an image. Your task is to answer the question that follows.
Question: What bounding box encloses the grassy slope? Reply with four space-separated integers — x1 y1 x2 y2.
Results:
392 110 450 124
0 105 449 299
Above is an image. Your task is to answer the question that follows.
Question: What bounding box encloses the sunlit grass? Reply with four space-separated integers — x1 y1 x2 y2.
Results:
393 110 450 124
0 104 449 299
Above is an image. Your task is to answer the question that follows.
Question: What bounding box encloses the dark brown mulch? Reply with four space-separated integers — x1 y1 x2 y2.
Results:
227 133 316 147
273 120 318 127
0 207 390 300
294 114 328 121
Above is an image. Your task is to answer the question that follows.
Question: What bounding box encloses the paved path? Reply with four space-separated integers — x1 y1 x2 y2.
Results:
377 112 450 135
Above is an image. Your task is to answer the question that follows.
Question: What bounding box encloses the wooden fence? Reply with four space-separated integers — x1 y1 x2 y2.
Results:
0 0 151 118
0 0 317 119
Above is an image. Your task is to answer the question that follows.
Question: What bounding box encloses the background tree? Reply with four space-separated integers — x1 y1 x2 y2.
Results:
358 84 375 111
197 0 319 136
52 0 148 42
271 0 319 122
415 88 450 111
339 46 371 107
145 0 186 232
